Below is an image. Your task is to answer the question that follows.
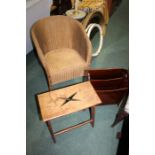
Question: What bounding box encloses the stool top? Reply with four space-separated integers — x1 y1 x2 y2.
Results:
37 81 101 121
66 9 86 20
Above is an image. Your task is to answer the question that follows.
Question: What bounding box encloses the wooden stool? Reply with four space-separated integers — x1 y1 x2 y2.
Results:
37 81 101 143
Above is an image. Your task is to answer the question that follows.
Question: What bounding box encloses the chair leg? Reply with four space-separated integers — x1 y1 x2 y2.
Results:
47 76 52 91
83 70 89 82
83 76 88 82
48 82 52 91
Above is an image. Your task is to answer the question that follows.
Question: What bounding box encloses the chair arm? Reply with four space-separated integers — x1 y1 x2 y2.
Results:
31 34 52 85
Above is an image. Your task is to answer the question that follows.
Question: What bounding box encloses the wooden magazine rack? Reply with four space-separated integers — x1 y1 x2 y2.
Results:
87 68 129 105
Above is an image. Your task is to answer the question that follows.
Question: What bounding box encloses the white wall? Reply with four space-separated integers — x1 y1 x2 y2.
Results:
26 0 53 54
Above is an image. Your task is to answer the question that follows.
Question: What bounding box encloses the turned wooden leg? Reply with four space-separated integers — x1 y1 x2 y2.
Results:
46 121 56 143
90 106 96 128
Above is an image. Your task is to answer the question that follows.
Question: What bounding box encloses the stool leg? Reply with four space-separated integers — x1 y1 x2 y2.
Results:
90 106 96 127
46 121 56 143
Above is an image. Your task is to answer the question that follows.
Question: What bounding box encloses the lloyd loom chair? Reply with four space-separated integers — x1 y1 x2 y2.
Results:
31 15 92 90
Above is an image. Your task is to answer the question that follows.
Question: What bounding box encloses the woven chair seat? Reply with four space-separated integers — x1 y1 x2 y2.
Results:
45 48 88 84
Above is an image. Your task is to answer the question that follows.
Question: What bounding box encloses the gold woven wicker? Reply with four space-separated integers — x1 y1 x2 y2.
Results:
71 0 109 36
71 0 105 10
80 0 104 9
31 16 92 90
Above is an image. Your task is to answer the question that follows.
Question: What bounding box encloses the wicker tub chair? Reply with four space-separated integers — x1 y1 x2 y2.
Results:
31 15 92 90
